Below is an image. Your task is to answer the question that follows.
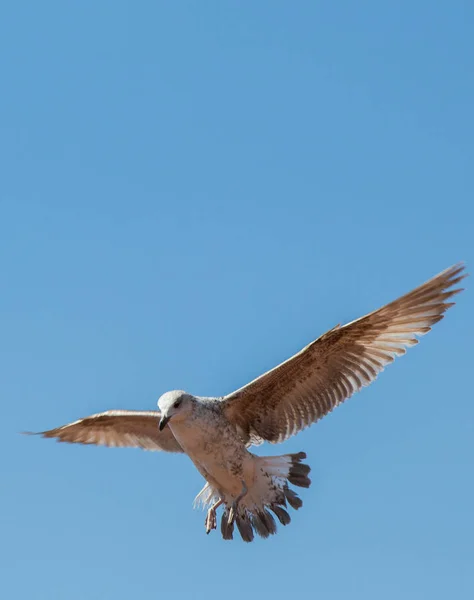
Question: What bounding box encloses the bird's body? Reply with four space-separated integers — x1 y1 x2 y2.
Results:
157 391 310 540
26 264 466 542
167 395 253 498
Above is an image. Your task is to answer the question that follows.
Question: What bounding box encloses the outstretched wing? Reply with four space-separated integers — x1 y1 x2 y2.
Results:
221 264 466 445
24 410 184 453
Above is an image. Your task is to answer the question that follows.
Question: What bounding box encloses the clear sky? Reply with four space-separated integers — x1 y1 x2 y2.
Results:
1 2 473 599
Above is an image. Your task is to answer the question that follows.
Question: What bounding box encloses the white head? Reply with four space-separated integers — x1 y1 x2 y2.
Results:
157 390 194 430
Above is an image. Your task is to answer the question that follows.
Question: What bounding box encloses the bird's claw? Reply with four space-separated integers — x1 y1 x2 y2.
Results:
205 508 217 534
227 503 237 525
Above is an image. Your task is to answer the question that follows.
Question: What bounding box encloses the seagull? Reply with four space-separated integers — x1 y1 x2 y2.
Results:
26 264 466 542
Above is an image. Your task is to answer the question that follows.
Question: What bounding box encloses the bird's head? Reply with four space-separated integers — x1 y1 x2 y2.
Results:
157 390 193 430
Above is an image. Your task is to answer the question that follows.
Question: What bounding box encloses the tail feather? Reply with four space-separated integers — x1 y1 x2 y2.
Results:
282 452 311 489
221 509 234 540
236 512 254 542
259 509 278 536
195 451 311 542
251 509 277 538
284 487 303 510
270 504 291 526
288 473 311 488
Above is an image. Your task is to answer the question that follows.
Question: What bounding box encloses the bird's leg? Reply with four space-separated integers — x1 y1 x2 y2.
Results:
205 499 223 534
228 480 248 525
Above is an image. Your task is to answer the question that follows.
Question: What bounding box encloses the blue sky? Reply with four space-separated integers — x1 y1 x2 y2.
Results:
1 2 473 598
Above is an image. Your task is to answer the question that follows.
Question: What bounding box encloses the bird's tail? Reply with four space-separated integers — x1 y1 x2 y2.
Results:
194 452 311 542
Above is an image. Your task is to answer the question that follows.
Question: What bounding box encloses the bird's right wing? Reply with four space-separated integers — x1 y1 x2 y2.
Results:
24 410 184 453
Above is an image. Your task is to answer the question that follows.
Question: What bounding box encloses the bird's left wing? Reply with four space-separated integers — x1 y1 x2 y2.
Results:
24 410 184 453
220 263 466 445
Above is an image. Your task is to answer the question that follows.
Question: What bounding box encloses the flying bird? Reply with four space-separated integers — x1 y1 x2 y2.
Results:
26 264 466 542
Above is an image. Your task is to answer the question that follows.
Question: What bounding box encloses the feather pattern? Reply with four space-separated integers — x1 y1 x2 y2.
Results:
23 410 183 453
222 264 466 444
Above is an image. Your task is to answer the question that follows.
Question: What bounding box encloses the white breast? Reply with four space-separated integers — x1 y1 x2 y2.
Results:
169 409 255 496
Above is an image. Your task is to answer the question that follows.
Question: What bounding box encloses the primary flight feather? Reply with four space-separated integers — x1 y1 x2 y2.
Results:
26 263 466 542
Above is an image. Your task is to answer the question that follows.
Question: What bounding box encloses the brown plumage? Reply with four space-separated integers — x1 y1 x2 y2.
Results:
24 410 184 453
222 263 466 444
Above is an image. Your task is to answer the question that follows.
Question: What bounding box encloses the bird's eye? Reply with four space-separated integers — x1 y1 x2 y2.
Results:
174 400 181 409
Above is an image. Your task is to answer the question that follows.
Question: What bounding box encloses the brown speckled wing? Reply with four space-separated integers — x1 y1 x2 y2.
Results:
222 264 466 445
25 410 184 453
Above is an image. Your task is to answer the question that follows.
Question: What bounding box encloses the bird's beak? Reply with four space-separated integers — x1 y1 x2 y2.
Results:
159 415 171 431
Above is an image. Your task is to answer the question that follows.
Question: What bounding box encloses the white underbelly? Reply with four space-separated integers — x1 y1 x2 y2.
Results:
169 420 255 496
